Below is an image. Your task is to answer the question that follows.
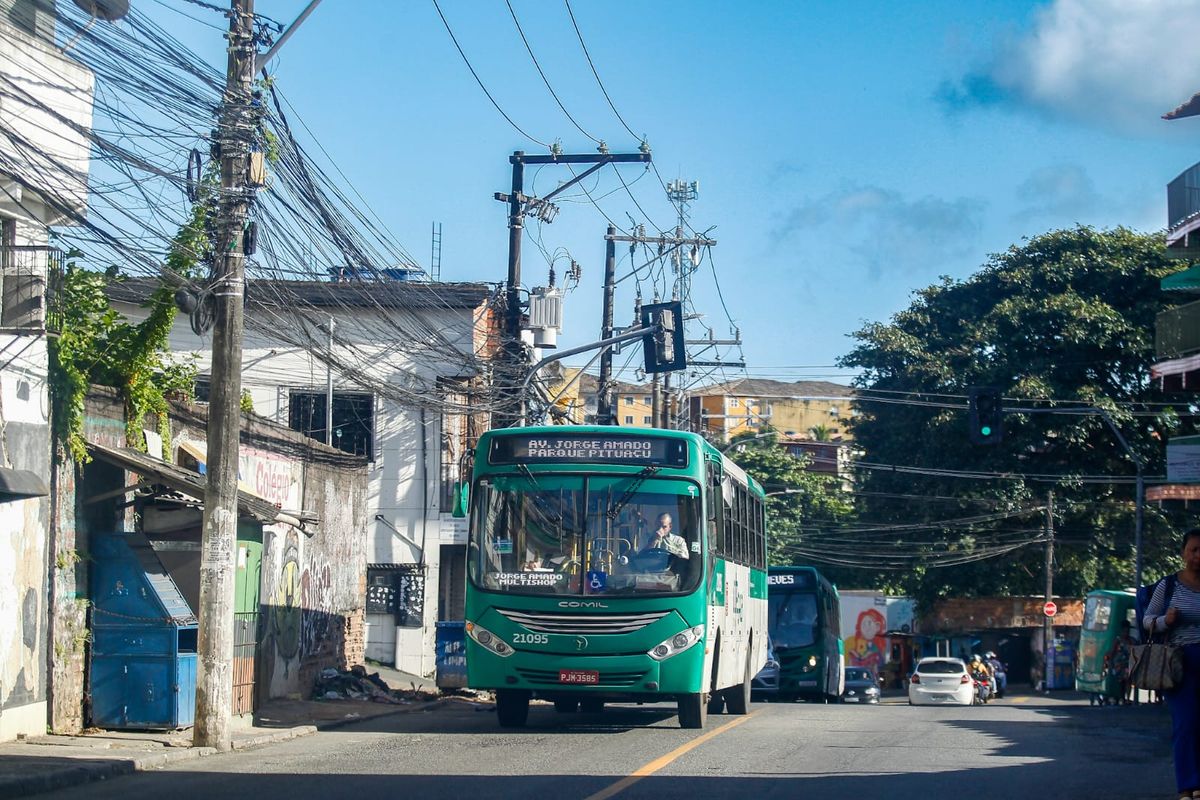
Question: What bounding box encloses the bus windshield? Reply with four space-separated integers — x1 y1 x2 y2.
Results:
769 591 819 649
1083 596 1113 632
469 474 703 597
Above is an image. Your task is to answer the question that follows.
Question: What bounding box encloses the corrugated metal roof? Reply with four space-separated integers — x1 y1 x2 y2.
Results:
106 277 492 311
87 442 284 525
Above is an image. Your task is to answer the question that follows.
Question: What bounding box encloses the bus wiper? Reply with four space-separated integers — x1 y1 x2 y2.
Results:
515 463 542 491
606 465 659 520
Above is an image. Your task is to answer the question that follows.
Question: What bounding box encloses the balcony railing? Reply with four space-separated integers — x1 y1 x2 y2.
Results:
1157 299 1200 359
0 245 64 334
1169 163 1200 232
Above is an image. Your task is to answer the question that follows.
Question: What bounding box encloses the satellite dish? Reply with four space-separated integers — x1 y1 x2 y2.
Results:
73 0 130 22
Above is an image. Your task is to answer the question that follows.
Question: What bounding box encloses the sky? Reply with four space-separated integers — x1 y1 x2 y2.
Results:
145 0 1200 386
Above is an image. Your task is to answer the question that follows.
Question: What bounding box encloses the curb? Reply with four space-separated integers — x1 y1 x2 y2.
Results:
0 725 314 800
308 698 447 732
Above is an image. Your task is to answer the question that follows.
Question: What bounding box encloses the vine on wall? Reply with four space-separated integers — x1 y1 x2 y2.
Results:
49 192 210 463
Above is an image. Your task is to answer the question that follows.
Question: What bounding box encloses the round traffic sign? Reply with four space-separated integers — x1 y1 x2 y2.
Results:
1043 601 1057 618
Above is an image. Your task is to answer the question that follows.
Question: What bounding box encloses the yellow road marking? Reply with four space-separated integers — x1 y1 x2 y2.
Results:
1008 696 1030 704
583 711 759 800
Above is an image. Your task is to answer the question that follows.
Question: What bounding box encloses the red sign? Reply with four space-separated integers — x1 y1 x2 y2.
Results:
1043 601 1058 618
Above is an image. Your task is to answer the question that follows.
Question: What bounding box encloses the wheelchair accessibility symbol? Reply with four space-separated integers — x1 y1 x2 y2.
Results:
586 571 607 592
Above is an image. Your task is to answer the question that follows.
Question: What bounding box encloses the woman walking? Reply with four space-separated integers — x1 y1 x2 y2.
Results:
1144 528 1200 799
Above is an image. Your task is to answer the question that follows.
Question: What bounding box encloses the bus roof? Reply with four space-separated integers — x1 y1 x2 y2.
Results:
1085 588 1136 599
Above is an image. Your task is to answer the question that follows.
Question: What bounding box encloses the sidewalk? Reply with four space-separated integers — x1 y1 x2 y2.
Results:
0 667 444 800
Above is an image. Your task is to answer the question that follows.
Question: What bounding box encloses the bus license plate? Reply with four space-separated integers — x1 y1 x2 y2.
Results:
559 669 599 685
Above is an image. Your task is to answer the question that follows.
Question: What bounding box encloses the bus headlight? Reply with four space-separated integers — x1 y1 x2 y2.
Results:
466 621 513 658
648 625 704 661
802 654 819 672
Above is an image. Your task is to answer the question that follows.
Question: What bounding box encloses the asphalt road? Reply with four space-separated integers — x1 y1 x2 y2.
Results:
41 693 1175 800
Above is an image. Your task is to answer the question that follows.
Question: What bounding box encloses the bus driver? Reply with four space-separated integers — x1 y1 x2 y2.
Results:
642 513 690 560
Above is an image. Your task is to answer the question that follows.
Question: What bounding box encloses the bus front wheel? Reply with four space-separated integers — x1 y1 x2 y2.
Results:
496 690 530 728
678 692 708 729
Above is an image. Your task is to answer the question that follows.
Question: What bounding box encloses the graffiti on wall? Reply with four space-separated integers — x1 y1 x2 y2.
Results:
270 532 301 664
300 560 334 657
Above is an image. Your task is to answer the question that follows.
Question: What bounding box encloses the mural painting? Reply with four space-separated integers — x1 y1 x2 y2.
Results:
270 532 301 665
845 608 887 673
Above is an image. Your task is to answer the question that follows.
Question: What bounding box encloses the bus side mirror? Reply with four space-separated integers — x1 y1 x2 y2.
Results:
452 482 469 518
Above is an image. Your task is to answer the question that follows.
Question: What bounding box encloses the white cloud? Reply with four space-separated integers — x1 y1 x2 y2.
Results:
942 0 1200 130
773 186 985 279
1014 164 1099 221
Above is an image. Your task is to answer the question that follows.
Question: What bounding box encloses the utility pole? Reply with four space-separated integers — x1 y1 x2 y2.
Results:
664 179 696 431
325 317 334 445
1043 491 1055 695
602 228 716 429
495 149 651 427
195 0 257 751
596 225 617 424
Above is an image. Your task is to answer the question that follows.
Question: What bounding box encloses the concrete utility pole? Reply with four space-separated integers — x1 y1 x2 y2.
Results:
195 0 257 750
495 149 651 427
1043 491 1055 695
596 225 617 424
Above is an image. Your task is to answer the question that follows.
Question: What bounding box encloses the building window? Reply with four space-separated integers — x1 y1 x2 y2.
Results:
194 375 211 403
288 391 375 460
729 397 740 408
642 415 652 425
625 396 634 406
829 406 840 417
624 415 634 424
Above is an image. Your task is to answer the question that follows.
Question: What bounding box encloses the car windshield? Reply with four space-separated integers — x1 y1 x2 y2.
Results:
468 474 703 596
918 660 965 675
768 591 818 648
845 668 873 682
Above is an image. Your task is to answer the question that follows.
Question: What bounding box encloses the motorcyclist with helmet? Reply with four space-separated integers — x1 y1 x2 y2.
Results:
985 651 1006 699
968 654 993 704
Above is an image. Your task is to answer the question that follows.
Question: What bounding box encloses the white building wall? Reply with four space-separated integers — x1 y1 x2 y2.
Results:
0 12 93 742
115 298 480 678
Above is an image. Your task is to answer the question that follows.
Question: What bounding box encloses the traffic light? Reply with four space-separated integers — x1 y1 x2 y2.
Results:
968 387 1004 445
641 301 686 373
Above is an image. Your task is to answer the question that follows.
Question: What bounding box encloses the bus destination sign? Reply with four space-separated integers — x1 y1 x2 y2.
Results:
490 434 688 467
768 572 815 589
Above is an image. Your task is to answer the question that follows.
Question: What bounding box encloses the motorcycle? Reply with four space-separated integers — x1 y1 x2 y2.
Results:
972 676 992 705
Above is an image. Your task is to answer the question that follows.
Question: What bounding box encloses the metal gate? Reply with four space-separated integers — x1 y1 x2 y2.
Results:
232 611 259 716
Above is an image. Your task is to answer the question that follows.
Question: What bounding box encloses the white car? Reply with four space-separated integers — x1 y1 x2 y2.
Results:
908 657 975 706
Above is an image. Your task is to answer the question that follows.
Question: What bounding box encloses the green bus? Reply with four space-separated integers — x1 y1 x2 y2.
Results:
767 566 844 702
464 426 769 729
1076 589 1136 702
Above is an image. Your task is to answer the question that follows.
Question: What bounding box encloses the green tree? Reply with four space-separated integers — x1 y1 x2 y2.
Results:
49 192 210 462
728 439 855 572
840 226 1194 605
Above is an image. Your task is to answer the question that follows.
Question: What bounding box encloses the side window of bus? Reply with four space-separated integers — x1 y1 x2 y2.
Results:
754 501 763 569
729 484 739 566
708 464 725 557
